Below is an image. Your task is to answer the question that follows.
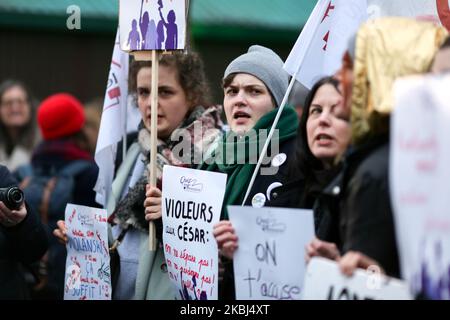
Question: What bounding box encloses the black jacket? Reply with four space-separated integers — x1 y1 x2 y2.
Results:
0 165 48 299
338 137 400 278
220 136 298 300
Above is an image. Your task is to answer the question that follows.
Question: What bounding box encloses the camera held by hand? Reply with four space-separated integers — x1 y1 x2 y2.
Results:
0 186 25 210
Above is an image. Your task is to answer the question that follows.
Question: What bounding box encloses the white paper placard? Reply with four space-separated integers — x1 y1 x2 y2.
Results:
162 165 227 300
64 204 111 300
303 257 412 300
228 206 314 300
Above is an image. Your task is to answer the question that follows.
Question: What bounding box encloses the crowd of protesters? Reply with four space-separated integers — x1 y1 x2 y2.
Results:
1 16 449 300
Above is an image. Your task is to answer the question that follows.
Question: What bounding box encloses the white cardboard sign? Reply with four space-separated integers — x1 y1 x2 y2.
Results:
391 74 450 300
303 257 412 300
119 0 186 51
64 204 111 300
162 165 227 300
228 206 314 300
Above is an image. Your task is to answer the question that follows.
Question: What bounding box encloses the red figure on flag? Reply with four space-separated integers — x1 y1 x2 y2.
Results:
321 1 335 23
323 31 330 51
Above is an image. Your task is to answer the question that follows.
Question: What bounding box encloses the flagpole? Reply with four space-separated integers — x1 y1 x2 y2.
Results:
148 49 159 251
122 96 127 162
241 67 301 206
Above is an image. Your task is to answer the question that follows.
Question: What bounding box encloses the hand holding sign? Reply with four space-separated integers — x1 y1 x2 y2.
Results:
305 237 341 264
213 220 238 260
144 184 162 221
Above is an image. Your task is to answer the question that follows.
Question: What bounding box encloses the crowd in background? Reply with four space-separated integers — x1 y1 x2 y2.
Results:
1 16 450 300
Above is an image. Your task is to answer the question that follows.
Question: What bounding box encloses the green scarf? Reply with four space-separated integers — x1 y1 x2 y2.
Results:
201 106 298 219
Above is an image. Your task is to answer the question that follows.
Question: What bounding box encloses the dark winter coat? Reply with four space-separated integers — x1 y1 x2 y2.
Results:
335 136 400 277
0 165 48 299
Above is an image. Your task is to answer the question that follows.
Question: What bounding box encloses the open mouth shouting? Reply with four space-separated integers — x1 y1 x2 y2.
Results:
233 110 252 125
315 133 334 146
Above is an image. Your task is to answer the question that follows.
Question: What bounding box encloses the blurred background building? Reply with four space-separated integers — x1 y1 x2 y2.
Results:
0 0 317 104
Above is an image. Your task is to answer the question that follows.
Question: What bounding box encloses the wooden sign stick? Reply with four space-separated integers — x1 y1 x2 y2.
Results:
148 49 159 251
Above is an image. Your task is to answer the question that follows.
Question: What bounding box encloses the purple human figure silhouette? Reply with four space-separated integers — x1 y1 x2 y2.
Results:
434 240 445 300
139 0 149 48
145 19 158 49
127 19 141 50
158 6 178 49
447 265 450 297
156 20 165 50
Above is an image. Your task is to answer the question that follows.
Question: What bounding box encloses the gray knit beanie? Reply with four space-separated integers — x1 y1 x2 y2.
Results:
224 45 289 107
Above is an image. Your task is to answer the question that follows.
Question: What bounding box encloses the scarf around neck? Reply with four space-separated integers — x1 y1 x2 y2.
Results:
202 106 298 219
113 105 223 231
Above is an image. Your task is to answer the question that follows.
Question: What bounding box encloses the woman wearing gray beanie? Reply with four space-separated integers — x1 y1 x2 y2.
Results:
201 45 299 299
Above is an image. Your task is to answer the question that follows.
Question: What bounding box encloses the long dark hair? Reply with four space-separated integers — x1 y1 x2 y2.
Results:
289 76 341 201
0 80 39 154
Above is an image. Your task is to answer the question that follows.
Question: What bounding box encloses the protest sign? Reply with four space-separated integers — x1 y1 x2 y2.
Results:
391 74 450 299
64 204 111 300
228 206 314 300
162 165 227 300
119 0 186 51
303 257 412 300
119 0 188 250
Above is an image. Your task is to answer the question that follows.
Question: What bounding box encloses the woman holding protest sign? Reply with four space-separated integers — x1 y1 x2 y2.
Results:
15 93 100 300
201 45 300 299
143 45 299 300
55 51 223 300
305 18 448 281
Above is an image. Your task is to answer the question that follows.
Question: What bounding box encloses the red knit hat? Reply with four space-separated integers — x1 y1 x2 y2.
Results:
37 93 85 140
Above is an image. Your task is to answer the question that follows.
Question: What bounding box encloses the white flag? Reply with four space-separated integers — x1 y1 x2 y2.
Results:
284 0 449 90
284 0 367 89
94 29 129 207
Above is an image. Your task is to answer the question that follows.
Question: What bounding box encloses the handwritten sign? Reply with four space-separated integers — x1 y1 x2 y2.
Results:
228 206 314 300
303 257 412 300
64 204 111 300
119 0 186 51
391 74 450 299
162 166 227 300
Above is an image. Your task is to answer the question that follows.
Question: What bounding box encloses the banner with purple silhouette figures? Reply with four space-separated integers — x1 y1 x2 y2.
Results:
119 0 186 51
162 166 227 300
391 74 450 300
